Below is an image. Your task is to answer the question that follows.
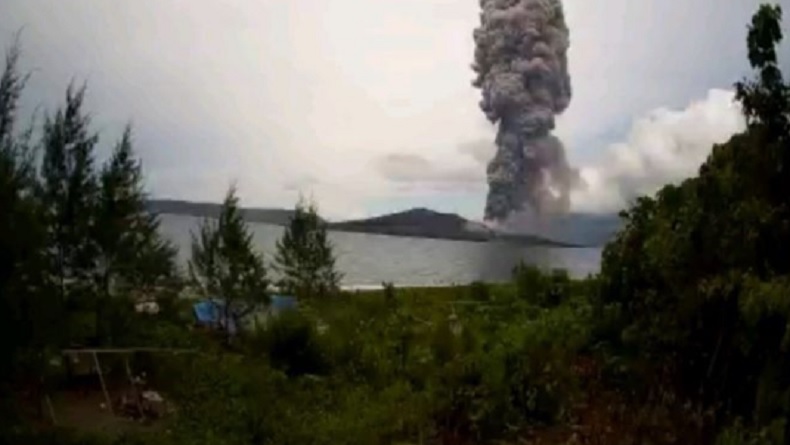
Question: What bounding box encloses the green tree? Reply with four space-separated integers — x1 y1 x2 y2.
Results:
40 83 100 345
0 37 61 423
94 124 178 344
274 197 341 299
189 186 269 341
735 4 788 136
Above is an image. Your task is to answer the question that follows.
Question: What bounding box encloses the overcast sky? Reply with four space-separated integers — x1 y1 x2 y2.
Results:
2 0 787 220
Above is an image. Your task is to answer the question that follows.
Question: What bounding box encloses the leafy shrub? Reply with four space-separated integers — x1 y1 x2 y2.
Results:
717 419 786 445
162 353 308 445
469 280 491 302
513 262 571 308
382 281 396 305
255 310 329 377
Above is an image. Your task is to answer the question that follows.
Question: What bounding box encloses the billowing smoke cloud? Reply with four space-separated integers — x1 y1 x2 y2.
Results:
571 89 746 213
472 0 579 223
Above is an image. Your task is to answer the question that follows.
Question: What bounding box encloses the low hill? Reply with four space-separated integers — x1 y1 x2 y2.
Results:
146 199 300 226
329 208 492 242
329 208 581 246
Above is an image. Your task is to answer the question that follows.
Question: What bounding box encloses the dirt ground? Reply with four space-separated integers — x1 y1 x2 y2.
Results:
47 388 164 435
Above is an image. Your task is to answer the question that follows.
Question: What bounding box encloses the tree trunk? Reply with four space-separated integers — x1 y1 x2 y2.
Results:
224 301 232 347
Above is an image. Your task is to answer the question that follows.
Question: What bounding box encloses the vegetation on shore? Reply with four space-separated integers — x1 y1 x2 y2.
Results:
1 3 789 444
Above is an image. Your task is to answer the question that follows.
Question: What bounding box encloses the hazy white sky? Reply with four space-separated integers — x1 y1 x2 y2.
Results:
1 0 786 220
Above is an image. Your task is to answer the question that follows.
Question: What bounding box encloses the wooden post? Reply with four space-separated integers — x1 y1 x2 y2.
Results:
93 351 113 415
44 394 57 425
124 356 144 417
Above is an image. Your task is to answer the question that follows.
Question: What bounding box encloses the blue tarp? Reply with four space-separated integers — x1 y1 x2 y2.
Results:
270 295 297 314
193 299 220 324
193 299 238 334
193 295 297 333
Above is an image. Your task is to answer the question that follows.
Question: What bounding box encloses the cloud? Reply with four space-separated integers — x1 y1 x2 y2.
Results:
556 0 782 165
457 140 495 165
375 139 500 193
377 154 434 181
570 89 746 213
376 152 484 191
283 175 320 192
0 0 495 220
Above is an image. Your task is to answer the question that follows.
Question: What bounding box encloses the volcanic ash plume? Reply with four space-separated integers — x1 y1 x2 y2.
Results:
472 0 579 223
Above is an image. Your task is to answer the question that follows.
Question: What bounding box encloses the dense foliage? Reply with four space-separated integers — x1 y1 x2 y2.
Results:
599 4 790 443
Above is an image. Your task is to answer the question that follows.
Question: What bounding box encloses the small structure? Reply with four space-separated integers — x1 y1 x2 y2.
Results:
58 348 194 424
194 296 298 332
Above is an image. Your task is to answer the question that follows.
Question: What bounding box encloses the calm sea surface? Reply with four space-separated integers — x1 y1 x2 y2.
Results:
159 214 603 288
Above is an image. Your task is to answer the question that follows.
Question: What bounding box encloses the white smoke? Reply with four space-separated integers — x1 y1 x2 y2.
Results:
571 88 746 213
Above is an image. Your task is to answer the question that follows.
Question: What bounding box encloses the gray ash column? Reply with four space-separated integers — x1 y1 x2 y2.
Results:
472 0 578 223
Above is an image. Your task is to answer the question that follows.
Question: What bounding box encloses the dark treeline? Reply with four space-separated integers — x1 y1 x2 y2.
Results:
1 3 789 445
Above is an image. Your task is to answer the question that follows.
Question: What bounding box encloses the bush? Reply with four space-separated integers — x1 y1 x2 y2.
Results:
468 280 491 302
254 311 329 377
513 262 570 308
717 419 786 445
382 281 396 305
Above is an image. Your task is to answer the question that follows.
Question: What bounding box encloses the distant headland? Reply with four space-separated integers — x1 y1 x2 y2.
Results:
146 199 620 247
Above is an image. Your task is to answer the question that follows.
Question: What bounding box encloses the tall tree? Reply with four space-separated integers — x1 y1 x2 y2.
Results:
0 36 36 294
0 37 59 417
40 83 100 343
274 196 341 299
94 125 178 344
96 124 177 299
735 4 788 136
190 186 269 341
